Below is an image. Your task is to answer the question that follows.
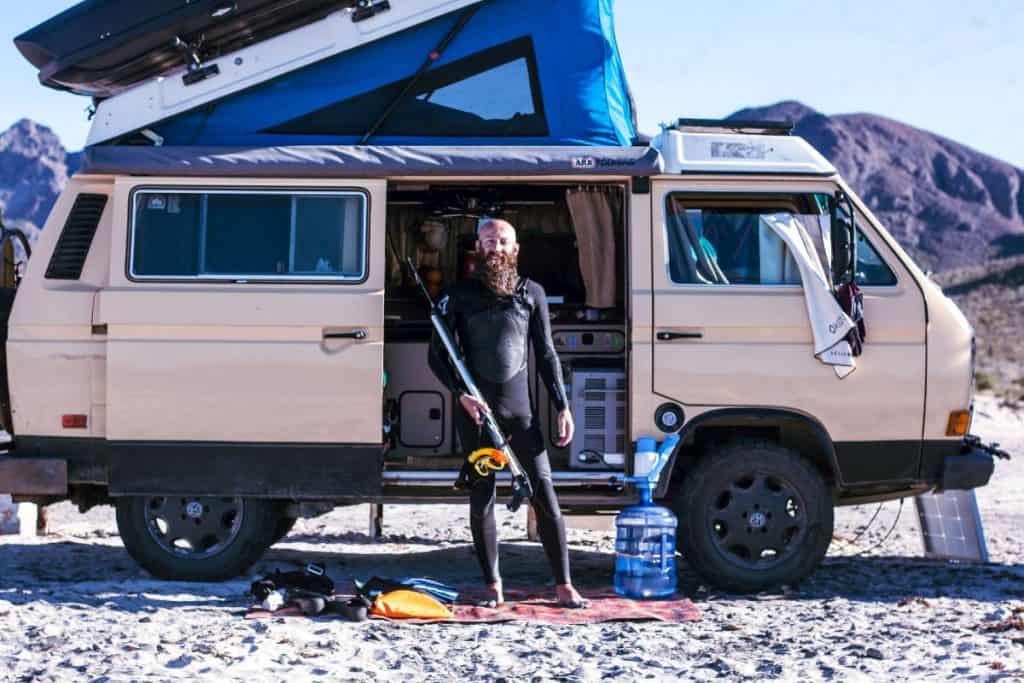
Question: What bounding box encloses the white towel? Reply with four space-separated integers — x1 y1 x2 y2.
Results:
760 213 856 378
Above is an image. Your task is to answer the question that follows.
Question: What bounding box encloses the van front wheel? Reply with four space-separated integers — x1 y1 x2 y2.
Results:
675 440 833 593
115 496 279 581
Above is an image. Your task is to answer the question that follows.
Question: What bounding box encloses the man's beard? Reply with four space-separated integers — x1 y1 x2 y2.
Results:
476 250 519 296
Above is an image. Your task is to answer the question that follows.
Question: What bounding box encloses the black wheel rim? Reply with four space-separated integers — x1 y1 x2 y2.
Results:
707 471 809 570
143 496 244 560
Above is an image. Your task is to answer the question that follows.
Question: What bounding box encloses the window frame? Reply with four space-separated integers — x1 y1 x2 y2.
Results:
663 191 826 290
850 220 900 289
265 36 550 139
126 186 370 284
662 191 901 290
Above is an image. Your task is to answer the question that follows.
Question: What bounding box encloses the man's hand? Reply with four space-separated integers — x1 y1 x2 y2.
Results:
459 393 489 426
555 408 575 448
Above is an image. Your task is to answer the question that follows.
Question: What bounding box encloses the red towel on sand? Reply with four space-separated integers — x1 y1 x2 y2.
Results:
246 586 700 625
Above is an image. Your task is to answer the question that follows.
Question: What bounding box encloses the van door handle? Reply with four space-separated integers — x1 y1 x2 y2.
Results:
323 329 368 340
656 331 703 341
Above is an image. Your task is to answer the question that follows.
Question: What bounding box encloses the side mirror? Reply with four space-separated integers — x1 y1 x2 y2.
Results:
830 192 857 285
831 220 852 282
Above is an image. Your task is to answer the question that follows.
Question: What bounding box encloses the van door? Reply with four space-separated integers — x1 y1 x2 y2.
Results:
98 179 385 455
650 179 927 484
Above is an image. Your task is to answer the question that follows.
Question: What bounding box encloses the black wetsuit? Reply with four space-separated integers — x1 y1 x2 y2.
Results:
427 277 571 585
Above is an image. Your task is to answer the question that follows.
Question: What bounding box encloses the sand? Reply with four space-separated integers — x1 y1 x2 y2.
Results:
1 394 1022 682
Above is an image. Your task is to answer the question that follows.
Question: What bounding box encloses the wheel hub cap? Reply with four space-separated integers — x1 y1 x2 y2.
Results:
708 472 809 569
143 496 245 559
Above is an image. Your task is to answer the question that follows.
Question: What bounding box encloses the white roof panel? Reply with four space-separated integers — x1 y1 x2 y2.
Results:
652 129 836 176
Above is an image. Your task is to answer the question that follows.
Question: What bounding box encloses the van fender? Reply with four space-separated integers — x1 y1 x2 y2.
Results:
653 408 843 499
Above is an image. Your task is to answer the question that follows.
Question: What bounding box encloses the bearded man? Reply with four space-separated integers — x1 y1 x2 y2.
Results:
427 218 589 609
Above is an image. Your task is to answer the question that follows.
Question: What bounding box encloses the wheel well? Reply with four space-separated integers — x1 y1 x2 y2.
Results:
655 409 842 499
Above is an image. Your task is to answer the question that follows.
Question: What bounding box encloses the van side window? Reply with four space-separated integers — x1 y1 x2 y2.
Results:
855 229 897 286
665 193 832 286
130 190 367 281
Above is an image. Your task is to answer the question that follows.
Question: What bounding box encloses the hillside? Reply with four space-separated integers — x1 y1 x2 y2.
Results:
0 119 77 239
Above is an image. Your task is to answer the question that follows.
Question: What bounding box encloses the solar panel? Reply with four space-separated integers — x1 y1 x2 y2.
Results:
915 490 989 562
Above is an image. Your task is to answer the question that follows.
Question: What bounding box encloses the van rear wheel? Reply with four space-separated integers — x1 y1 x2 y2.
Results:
115 495 279 581
675 439 833 593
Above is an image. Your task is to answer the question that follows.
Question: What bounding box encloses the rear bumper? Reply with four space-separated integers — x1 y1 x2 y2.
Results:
0 456 67 495
939 437 997 491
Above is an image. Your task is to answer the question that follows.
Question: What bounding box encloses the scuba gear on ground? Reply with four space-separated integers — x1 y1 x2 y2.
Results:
469 447 509 476
614 435 680 599
249 563 334 602
408 257 533 512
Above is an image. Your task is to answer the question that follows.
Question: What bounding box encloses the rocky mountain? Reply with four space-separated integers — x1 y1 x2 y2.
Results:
728 101 1024 272
0 119 77 237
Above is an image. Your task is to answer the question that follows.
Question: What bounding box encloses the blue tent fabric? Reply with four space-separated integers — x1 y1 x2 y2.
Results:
148 0 636 147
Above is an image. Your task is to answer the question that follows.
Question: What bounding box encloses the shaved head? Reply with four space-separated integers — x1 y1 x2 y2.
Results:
477 218 517 240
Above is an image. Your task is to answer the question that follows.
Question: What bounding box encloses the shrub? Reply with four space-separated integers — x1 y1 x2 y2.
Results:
974 372 997 392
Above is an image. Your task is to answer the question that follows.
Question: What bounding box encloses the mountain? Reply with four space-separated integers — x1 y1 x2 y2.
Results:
728 101 1024 272
0 118 77 237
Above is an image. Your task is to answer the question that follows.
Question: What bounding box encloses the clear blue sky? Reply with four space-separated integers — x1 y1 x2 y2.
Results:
2 1 1022 166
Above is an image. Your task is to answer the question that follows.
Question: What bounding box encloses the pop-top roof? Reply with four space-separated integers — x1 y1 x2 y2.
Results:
15 0 356 98
55 0 638 148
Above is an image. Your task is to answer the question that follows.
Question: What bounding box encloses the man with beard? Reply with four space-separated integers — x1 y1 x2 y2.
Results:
427 218 589 609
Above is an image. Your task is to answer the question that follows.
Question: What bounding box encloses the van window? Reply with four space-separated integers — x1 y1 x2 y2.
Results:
130 190 367 281
266 37 548 138
665 193 832 286
855 229 898 286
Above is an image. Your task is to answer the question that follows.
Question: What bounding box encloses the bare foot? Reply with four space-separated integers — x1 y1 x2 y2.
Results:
555 584 591 609
477 581 504 608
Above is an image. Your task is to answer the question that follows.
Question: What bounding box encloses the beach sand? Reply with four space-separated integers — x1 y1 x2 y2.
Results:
1 394 1021 681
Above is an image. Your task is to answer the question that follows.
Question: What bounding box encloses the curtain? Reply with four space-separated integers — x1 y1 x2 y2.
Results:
566 187 617 309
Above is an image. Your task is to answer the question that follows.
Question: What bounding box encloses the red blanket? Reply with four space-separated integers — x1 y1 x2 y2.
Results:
247 586 700 625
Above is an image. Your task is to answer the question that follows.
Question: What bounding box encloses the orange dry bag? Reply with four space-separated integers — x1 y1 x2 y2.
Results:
370 589 453 619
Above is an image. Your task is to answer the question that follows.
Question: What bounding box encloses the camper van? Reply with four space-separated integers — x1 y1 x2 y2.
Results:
0 0 999 592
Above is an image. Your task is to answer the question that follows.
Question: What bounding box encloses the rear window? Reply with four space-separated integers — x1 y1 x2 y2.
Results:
129 189 367 281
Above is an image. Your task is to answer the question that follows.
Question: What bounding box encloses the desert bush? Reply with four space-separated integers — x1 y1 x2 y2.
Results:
974 371 997 392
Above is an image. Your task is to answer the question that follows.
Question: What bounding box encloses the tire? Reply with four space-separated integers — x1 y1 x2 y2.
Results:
272 515 298 544
115 496 280 581
674 439 834 593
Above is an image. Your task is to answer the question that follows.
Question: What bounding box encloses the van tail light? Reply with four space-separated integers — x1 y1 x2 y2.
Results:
61 414 88 429
946 410 970 437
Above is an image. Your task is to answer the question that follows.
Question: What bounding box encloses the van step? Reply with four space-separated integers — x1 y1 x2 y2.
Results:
381 470 624 488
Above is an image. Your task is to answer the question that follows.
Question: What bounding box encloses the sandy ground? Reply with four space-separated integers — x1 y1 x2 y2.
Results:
1 395 1022 682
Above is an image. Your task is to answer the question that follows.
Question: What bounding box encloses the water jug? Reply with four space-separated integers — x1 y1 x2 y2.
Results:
614 435 679 599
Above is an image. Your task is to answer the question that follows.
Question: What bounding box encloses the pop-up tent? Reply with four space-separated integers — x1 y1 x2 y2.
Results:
154 0 636 146
18 0 638 147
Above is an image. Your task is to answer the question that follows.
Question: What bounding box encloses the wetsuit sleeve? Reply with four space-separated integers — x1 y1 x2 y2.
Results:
527 281 569 412
427 291 463 396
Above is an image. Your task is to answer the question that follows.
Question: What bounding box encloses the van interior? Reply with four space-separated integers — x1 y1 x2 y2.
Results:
380 181 629 485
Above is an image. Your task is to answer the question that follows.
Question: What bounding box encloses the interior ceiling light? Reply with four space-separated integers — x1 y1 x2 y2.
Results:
211 2 237 18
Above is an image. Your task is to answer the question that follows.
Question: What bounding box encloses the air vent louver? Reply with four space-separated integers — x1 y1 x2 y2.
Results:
44 193 108 280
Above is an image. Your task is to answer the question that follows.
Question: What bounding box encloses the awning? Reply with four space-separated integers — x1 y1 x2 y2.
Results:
81 145 663 178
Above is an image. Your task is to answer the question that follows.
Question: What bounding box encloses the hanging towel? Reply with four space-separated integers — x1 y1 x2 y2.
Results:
759 214 856 379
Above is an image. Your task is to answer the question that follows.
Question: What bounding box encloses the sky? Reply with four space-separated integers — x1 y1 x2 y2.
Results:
2 1 1022 166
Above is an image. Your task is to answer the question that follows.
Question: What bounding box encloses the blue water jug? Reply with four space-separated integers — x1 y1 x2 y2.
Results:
614 435 680 599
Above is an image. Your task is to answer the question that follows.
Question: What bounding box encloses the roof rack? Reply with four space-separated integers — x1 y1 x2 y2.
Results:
670 118 794 136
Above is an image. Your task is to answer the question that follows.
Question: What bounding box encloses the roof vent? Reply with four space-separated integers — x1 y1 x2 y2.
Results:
671 118 794 136
44 193 108 280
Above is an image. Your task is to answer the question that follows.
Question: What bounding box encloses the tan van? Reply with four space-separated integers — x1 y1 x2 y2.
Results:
0 123 998 591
